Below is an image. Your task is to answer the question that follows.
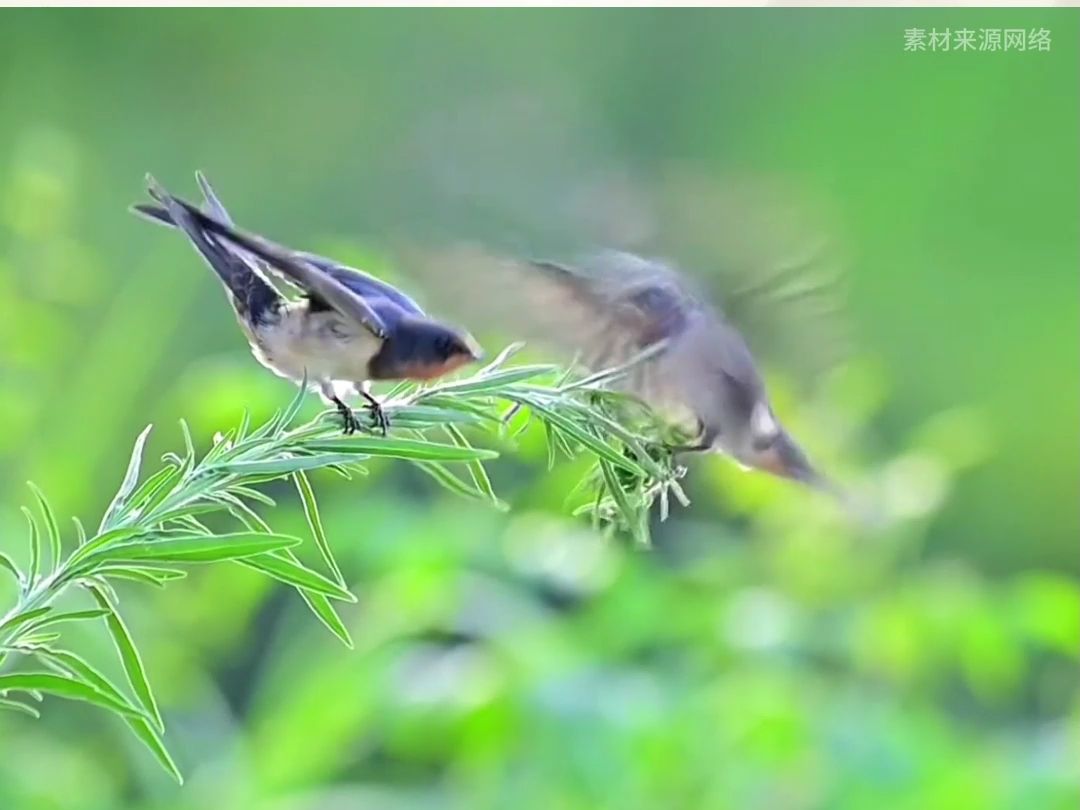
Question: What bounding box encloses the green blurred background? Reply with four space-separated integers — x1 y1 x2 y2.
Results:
0 8 1077 809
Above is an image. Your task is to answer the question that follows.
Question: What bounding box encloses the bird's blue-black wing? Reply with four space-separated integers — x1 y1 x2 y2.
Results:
301 254 426 318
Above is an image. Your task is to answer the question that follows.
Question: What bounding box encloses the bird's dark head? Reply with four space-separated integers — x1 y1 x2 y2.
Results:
369 318 483 381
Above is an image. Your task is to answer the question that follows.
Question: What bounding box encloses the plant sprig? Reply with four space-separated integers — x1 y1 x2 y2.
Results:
0 346 682 782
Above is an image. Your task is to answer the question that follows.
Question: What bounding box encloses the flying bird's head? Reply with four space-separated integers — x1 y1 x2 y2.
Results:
741 426 822 486
369 317 483 381
715 400 829 492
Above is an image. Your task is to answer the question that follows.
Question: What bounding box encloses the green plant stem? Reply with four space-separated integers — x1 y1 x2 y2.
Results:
0 351 680 779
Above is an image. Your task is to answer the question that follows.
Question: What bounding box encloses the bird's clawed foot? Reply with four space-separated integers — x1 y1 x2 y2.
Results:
357 389 390 436
332 397 362 435
364 400 389 436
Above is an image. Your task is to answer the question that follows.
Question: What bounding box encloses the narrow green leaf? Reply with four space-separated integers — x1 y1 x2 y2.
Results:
560 401 667 478
178 419 195 465
509 405 534 439
83 576 118 605
306 437 498 462
150 502 226 526
165 515 212 535
238 553 356 601
217 453 364 476
543 420 558 470
23 609 110 633
97 564 188 587
87 586 163 732
379 379 413 400
573 494 615 519
26 483 61 571
326 462 366 480
418 395 505 426
236 409 251 441
212 493 273 534
0 672 145 718
0 697 40 718
147 471 223 514
293 471 344 585
415 461 489 502
126 715 184 784
443 425 504 509
67 527 146 567
560 340 669 392
599 459 649 547
476 341 525 374
555 360 578 388
36 648 183 783
99 425 154 531
248 409 281 441
37 648 129 702
591 486 605 530
90 533 301 565
501 401 523 428
276 373 308 435
432 364 557 394
381 404 485 428
0 552 22 586
138 476 191 523
516 398 641 474
72 517 87 547
550 424 579 460
226 493 272 531
126 464 181 514
203 429 237 464
229 486 276 507
0 606 53 635
297 590 353 648
22 507 41 588
19 632 61 646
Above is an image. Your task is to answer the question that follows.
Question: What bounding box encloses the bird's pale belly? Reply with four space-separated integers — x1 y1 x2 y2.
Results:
250 309 382 384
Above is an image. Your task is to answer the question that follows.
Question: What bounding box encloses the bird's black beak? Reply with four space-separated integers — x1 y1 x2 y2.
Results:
759 431 830 490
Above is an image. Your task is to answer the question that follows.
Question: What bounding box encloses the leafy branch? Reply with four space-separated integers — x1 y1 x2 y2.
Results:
0 346 683 783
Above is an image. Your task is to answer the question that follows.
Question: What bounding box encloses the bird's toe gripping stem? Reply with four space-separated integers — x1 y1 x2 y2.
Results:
365 400 389 436
358 389 390 436
332 397 362 435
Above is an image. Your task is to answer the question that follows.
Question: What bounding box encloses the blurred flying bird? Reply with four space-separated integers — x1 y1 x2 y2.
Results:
383 97 848 493
408 243 841 493
132 172 482 433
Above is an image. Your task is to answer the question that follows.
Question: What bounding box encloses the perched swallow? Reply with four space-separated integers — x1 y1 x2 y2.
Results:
415 245 836 490
133 173 482 433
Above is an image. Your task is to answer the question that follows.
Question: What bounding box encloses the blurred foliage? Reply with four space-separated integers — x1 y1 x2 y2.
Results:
0 7 1077 810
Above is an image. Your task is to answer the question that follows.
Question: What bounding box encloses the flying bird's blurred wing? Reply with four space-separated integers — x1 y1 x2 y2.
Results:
651 170 851 386
400 163 848 389
141 180 389 339
401 243 709 406
541 251 696 368
525 252 775 421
